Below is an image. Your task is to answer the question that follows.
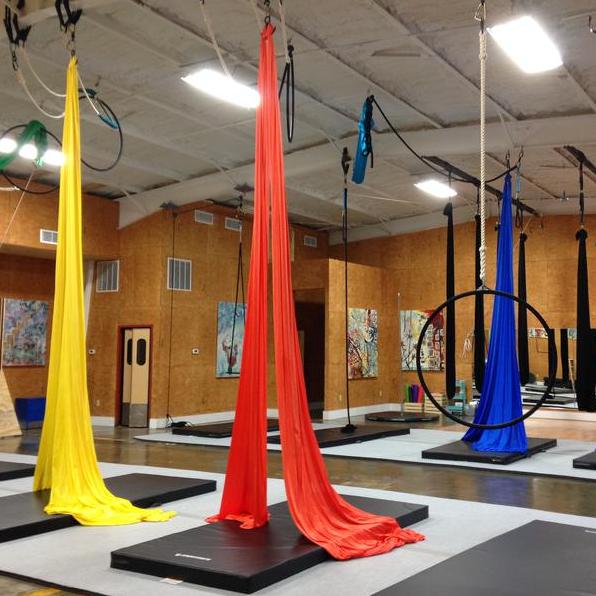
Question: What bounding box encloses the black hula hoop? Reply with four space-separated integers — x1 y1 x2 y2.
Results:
415 288 557 430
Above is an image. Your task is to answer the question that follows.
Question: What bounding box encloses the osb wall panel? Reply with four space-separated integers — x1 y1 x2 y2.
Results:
87 202 329 420
325 259 393 412
0 254 54 399
330 214 596 402
0 183 118 259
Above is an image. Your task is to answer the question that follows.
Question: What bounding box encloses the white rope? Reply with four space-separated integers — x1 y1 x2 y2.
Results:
277 0 290 63
0 173 33 252
15 69 65 119
478 5 487 286
199 0 232 78
20 48 66 98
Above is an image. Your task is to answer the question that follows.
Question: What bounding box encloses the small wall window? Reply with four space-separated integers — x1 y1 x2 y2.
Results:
304 234 318 248
167 257 192 291
96 260 120 293
40 229 58 245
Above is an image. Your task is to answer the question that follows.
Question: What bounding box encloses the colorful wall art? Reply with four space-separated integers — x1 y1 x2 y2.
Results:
1 299 49 367
400 309 444 371
347 308 378 379
216 301 246 377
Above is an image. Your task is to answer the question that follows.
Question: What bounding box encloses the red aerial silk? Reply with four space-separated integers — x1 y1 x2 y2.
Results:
209 24 424 560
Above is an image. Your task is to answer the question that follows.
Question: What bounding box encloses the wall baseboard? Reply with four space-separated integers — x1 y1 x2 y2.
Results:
149 408 280 430
91 416 116 427
322 402 400 421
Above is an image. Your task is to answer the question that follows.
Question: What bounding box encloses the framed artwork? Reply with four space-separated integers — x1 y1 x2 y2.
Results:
348 308 378 379
528 328 548 339
1 298 49 367
216 301 246 377
400 309 444 371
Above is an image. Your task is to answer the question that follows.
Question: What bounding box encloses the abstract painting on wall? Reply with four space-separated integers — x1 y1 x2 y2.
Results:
216 301 246 377
1 298 49 367
348 308 378 379
400 309 444 371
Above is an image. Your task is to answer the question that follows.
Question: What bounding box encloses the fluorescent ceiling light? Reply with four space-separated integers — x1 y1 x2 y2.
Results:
42 149 65 167
182 68 260 109
415 179 457 199
489 16 562 74
19 143 38 160
0 137 17 154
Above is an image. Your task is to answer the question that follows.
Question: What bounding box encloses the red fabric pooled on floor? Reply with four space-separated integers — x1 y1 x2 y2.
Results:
209 24 424 559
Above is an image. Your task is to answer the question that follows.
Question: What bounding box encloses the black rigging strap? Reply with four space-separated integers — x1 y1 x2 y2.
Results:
473 206 486 392
444 193 456 400
228 200 246 375
517 230 529 385
340 147 356 434
278 44 295 143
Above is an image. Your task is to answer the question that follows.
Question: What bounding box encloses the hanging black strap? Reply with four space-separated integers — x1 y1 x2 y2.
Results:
4 7 30 48
340 148 355 433
228 203 245 375
473 211 486 392
579 161 585 226
560 328 570 383
547 328 557 382
278 44 295 143
575 227 596 410
517 231 529 385
55 0 82 31
444 200 456 399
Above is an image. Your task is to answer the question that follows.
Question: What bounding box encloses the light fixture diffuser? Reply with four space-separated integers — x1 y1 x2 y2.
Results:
0 137 17 154
488 16 562 74
18 143 38 160
182 68 260 109
415 179 457 199
42 149 65 167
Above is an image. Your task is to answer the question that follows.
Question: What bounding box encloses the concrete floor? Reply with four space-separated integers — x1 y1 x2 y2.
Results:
0 414 594 595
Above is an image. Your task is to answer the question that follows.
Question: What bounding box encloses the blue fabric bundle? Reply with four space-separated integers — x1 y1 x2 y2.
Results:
352 97 374 184
463 174 528 453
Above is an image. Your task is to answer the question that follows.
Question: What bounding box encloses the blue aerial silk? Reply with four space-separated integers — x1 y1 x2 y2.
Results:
463 174 528 453
352 97 374 184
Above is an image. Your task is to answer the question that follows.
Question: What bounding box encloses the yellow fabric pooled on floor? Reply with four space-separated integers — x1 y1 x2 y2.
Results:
33 58 175 526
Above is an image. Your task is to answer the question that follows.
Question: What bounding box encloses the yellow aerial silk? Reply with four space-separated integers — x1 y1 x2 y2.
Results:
33 58 175 526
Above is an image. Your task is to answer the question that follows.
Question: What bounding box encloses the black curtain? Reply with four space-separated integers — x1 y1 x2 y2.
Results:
575 228 596 411
444 202 456 399
517 232 529 385
560 328 570 383
474 214 485 393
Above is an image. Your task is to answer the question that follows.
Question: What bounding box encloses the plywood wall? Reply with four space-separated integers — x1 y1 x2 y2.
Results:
330 214 596 405
86 203 329 421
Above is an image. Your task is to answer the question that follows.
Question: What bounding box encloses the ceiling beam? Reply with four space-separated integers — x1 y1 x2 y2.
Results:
117 111 596 226
485 154 558 200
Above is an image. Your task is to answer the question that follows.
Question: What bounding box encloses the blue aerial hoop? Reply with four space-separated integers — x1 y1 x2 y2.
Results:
414 1 556 441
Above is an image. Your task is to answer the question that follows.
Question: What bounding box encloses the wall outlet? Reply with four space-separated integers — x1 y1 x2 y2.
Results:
379 390 383 397
338 393 343 402
95 400 100 406
191 348 200 355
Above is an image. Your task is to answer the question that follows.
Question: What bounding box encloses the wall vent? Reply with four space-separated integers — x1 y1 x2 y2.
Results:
303 234 318 248
194 210 214 225
96 260 120 293
39 229 58 245
224 217 242 232
167 257 192 291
